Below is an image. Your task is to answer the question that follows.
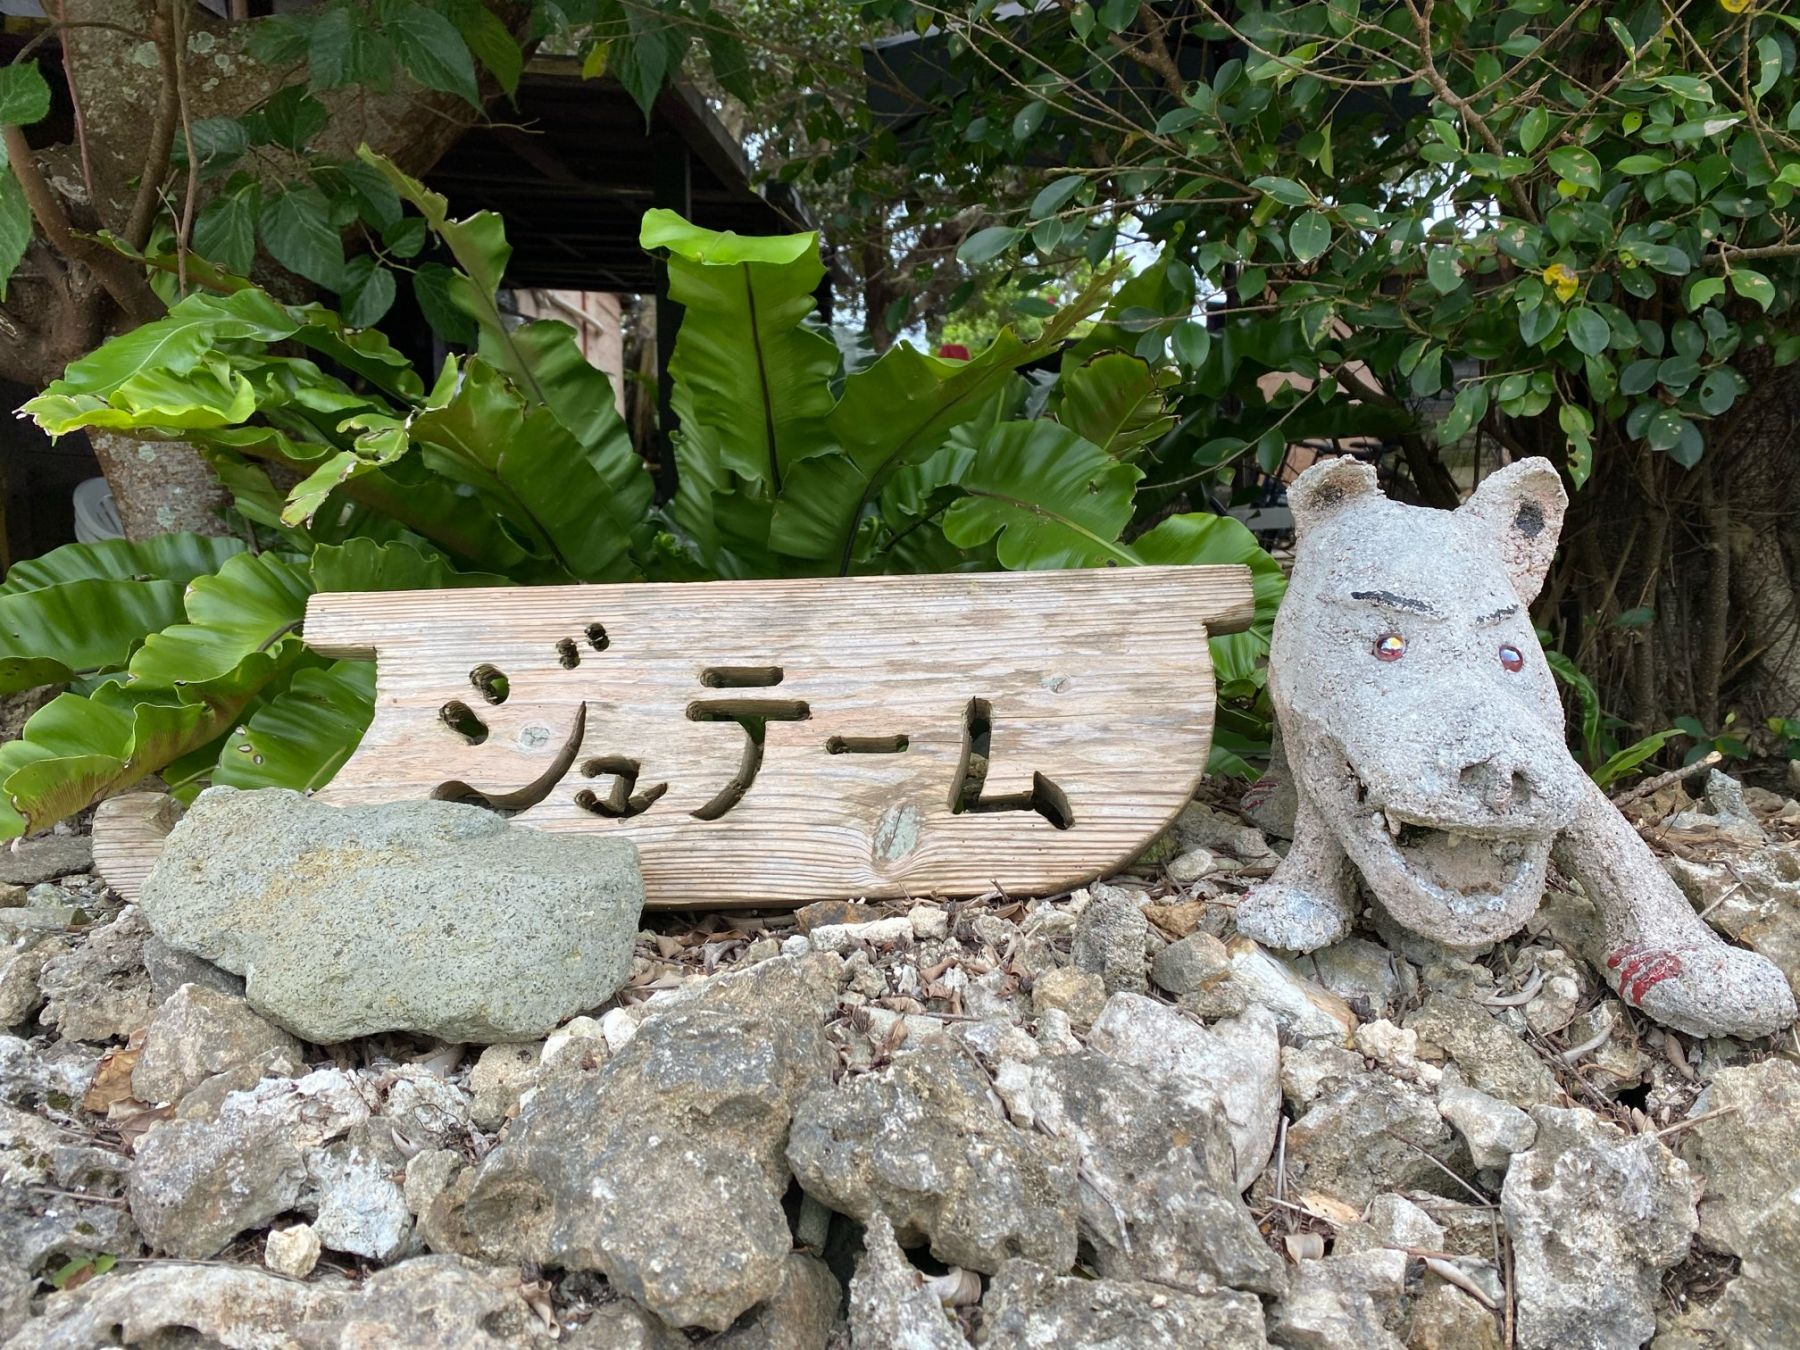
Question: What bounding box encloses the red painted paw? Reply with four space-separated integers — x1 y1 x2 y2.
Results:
1606 944 1686 1007
1241 778 1281 811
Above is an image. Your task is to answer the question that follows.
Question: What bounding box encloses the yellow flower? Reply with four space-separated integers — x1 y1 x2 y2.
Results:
1720 0 1753 13
1543 263 1580 302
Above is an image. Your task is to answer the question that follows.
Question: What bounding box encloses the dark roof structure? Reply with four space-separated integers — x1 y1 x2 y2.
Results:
427 57 809 293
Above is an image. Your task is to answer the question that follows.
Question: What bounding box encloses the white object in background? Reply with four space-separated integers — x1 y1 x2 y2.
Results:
72 477 126 543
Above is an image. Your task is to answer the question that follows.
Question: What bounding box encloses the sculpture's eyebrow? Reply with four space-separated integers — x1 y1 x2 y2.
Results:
1348 590 1442 618
1475 604 1521 625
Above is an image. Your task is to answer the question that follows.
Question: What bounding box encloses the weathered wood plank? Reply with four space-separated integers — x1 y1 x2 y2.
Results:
305 566 1253 907
92 792 182 904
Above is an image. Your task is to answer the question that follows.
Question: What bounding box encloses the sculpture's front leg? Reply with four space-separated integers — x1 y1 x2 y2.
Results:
1553 777 1796 1039
1236 786 1358 952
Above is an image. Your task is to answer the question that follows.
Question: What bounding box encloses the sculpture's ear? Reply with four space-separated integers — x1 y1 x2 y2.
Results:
1288 456 1381 537
1458 458 1567 603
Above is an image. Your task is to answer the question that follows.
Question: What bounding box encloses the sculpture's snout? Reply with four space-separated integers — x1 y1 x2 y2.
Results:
1455 751 1544 815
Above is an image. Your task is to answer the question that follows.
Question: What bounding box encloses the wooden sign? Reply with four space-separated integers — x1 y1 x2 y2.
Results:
304 566 1253 908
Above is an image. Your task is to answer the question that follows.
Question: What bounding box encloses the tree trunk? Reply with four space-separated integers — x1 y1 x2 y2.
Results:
87 434 232 540
1 2 527 538
1546 356 1800 743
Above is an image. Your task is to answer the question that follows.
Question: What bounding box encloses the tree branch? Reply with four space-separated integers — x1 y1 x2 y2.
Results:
1409 0 1539 224
122 0 180 252
0 124 161 323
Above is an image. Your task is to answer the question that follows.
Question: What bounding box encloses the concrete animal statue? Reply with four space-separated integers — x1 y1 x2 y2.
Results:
1238 455 1795 1040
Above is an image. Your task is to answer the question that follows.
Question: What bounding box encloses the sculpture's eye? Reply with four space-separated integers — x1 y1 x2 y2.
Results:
1374 632 1406 662
1499 644 1524 673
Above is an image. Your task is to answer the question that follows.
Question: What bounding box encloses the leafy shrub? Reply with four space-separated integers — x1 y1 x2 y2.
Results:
2 153 1280 837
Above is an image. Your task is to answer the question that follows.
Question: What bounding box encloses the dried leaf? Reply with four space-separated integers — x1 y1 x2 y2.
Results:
1299 1191 1362 1226
82 1041 142 1114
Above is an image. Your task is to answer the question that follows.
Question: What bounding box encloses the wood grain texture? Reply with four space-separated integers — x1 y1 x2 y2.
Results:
305 565 1253 908
92 792 182 904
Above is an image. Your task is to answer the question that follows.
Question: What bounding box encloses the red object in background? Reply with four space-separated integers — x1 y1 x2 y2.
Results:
937 343 971 360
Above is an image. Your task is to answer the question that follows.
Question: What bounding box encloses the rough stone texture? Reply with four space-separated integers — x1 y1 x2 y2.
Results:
1677 1058 1800 1257
1029 966 1105 1027
465 955 838 1332
1071 885 1150 993
788 1039 1079 1276
1438 1076 1537 1170
264 1222 321 1279
0 1035 95 1110
1164 800 1275 861
1 1103 141 1322
308 1141 412 1260
293 1254 554 1349
1150 930 1235 997
143 934 243 1005
1308 937 1414 1020
469 1042 541 1131
1406 1282 1504 1350
1021 1049 1285 1295
128 1068 371 1258
1501 1106 1697 1350
978 1258 1269 1349
1407 995 1560 1107
1226 940 1356 1043
1656 1058 1800 1348
1234 455 1796 1040
0 836 92 887
566 1253 840 1350
379 1067 469 1153
37 907 152 1043
1335 1193 1445 1256
131 983 305 1107
138 786 646 1043
1664 840 1800 991
708 1252 843 1350
1087 994 1281 1191
1267 1248 1408 1350
846 1212 970 1350
1268 1070 1464 1209
0 934 63 1029
7 1264 348 1350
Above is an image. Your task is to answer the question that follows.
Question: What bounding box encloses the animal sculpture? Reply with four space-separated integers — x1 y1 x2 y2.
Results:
1237 455 1795 1040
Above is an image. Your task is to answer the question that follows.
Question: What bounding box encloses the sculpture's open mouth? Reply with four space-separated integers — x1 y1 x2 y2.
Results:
1363 812 1538 915
1329 760 1553 944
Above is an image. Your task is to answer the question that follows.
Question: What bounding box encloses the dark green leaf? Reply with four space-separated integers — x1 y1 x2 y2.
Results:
339 255 397 328
958 226 1024 265
1566 306 1610 356
1548 146 1601 190
1289 210 1331 263
260 85 329 153
452 0 525 96
0 166 29 302
1031 174 1085 220
413 262 476 345
193 188 257 275
212 660 374 792
0 61 50 127
259 187 344 288
944 421 1141 568
1518 106 1549 153
388 0 482 107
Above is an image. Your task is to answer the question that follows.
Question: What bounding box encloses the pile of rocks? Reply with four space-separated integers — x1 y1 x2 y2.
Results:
2 773 1798 1349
